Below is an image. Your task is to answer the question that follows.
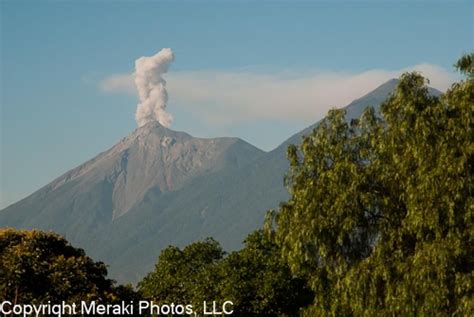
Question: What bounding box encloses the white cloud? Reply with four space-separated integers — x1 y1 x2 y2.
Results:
100 73 136 94
99 64 458 125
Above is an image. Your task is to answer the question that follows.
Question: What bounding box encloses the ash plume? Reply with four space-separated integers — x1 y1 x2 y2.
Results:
134 48 175 127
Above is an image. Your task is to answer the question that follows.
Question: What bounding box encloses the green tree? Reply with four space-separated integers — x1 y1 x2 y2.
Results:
139 232 313 316
455 52 474 77
218 230 313 317
138 237 225 306
269 54 474 315
0 228 140 305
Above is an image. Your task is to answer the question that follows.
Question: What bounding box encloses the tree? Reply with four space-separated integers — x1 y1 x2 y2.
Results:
0 228 140 305
138 237 225 306
218 230 313 316
455 52 474 77
139 233 313 316
269 54 474 315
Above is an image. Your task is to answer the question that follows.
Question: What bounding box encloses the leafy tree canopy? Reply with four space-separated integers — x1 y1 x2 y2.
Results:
139 232 313 316
217 230 313 316
138 237 225 306
269 54 473 315
0 228 139 305
455 52 474 78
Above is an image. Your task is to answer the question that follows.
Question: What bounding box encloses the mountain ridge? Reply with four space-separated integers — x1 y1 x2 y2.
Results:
0 78 442 283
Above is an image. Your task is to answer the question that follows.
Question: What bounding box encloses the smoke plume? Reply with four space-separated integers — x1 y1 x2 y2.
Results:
134 48 175 127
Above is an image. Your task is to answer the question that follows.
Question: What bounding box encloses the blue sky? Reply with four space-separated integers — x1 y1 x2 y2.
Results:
1 1 473 208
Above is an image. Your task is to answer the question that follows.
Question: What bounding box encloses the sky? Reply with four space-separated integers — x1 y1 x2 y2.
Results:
1 0 473 208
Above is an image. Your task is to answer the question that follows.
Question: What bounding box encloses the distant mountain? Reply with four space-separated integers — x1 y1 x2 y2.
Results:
0 79 441 283
0 122 264 280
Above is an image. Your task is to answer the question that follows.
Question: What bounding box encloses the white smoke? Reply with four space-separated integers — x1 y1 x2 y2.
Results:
134 48 175 127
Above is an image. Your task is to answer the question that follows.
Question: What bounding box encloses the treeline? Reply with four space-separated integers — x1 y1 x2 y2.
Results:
0 229 312 316
0 229 141 312
1 54 473 316
138 231 313 316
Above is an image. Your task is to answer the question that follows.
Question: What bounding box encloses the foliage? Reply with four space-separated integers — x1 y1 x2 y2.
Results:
138 237 224 306
268 54 474 315
139 232 313 316
0 228 140 305
216 230 313 316
455 52 474 78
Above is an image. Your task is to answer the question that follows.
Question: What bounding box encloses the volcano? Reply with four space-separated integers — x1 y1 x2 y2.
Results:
0 79 440 283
